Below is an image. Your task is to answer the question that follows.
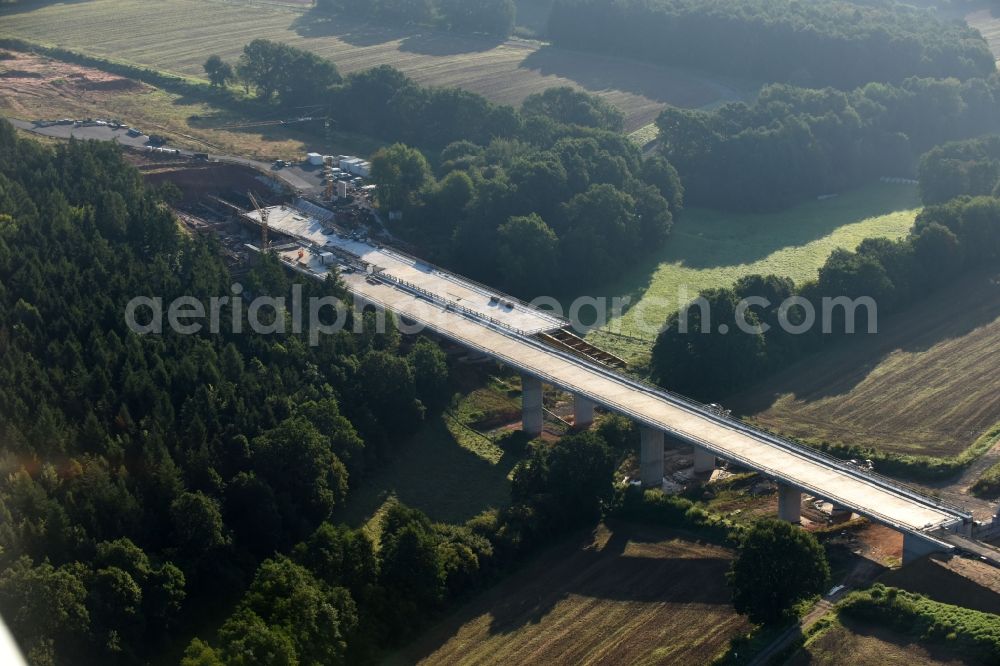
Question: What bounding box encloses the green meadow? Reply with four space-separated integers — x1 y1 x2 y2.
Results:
587 183 921 362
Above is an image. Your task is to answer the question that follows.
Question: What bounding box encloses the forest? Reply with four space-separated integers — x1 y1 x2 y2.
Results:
547 0 995 89
657 76 1000 211
369 114 683 295
220 37 1000 225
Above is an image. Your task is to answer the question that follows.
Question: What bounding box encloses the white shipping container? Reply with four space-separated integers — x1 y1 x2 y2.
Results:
307 152 324 166
340 157 362 170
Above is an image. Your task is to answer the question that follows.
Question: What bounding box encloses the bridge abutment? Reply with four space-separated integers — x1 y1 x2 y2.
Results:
640 427 664 487
777 484 802 523
693 446 717 474
902 532 948 565
573 394 596 429
521 374 543 437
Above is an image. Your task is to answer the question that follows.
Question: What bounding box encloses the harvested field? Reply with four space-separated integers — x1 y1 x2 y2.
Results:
788 617 982 666
0 49 144 114
388 523 749 665
729 269 1000 460
0 0 742 131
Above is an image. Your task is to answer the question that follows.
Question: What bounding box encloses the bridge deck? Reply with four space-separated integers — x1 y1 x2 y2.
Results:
258 201 967 539
247 206 565 335
339 273 963 536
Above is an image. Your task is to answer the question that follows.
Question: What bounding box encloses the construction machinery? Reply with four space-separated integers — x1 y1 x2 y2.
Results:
247 191 269 251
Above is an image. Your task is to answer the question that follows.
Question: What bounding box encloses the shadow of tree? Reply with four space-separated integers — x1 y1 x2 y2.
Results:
519 45 738 110
399 31 505 57
290 10 504 55
581 186 921 326
728 268 1000 411
0 0 94 16
392 523 737 665
829 614 990 664
486 549 732 636
335 417 522 526
291 10 408 46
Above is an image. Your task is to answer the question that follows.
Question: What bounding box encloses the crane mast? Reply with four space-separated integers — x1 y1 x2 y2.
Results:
247 191 269 251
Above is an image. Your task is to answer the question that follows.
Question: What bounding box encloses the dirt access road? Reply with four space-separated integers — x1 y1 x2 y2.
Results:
7 118 323 193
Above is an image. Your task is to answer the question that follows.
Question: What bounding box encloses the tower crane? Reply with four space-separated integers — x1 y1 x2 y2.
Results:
247 190 269 251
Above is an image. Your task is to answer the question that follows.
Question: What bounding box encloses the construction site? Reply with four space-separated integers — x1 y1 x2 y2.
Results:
115 134 1000 572
141 148 625 366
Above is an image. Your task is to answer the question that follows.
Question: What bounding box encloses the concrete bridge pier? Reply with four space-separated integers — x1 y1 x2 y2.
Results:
573 394 596 429
521 374 543 437
640 427 665 487
777 484 802 523
693 446 717 474
903 532 947 565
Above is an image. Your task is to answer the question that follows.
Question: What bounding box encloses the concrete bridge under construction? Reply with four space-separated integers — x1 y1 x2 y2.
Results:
243 201 977 564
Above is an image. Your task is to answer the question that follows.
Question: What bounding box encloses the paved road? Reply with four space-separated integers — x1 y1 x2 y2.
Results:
936 530 1000 567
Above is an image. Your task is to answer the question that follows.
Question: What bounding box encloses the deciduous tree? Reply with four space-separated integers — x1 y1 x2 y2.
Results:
728 519 830 625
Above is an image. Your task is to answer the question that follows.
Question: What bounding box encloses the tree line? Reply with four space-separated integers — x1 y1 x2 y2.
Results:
369 105 682 295
205 40 632 152
547 0 995 89
205 41 518 148
209 40 683 298
205 39 342 107
919 135 1000 206
313 0 516 37
650 194 1000 401
657 75 1000 211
